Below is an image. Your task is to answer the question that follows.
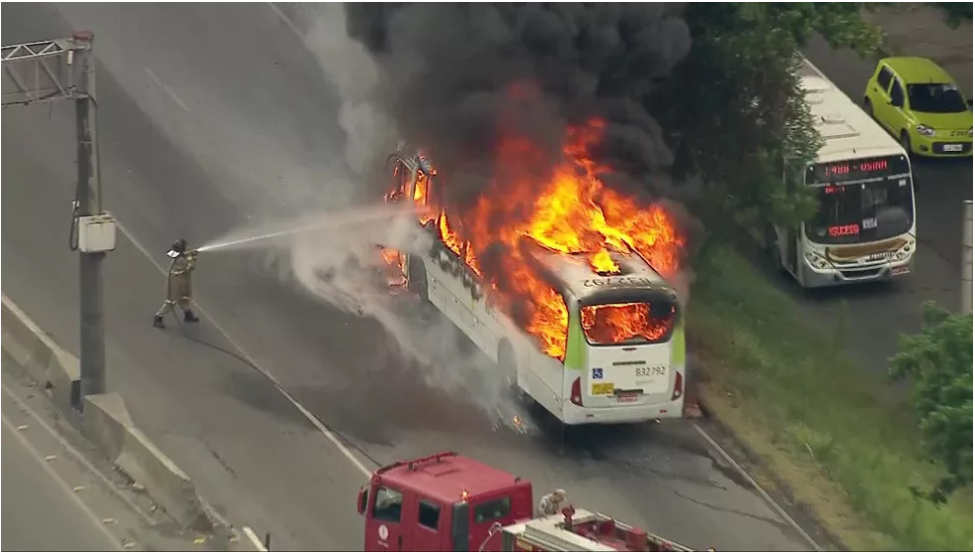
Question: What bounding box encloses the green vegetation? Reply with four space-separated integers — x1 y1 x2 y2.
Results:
687 244 973 551
654 4 972 550
654 3 883 234
928 2 973 28
890 303 973 504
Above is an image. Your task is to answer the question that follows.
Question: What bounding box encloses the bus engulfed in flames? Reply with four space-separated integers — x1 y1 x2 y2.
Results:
382 118 685 360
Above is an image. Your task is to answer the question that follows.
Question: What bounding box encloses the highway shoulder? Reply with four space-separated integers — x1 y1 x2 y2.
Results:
1 355 229 552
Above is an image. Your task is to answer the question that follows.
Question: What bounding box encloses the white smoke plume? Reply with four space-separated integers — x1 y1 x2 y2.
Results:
266 3 532 430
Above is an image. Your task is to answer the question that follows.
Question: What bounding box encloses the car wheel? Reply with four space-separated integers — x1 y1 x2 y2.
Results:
863 98 873 119
900 131 913 156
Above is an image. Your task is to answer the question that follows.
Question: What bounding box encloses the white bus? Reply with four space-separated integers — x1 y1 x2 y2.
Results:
767 58 917 288
383 148 686 425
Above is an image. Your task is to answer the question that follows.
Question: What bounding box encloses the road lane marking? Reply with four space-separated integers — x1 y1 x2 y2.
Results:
267 2 304 40
144 68 191 113
0 382 158 525
242 526 269 552
1 413 123 551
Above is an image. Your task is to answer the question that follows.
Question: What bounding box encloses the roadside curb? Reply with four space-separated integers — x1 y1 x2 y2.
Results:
1 293 222 535
692 386 846 552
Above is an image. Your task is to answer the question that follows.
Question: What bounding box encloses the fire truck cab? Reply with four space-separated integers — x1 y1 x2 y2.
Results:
358 452 534 551
358 452 704 552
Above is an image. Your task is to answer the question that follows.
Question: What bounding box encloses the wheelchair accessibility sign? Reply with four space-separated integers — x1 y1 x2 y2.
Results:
592 368 603 379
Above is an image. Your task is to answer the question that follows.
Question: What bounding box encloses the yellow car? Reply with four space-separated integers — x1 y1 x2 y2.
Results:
863 57 973 157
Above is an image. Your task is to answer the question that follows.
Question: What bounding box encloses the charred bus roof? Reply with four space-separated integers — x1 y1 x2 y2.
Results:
519 238 677 307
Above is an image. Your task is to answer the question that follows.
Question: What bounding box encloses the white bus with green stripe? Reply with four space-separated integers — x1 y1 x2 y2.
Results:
517 242 687 425
389 152 686 426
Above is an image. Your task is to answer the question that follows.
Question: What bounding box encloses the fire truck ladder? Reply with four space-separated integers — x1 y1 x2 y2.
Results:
521 509 618 552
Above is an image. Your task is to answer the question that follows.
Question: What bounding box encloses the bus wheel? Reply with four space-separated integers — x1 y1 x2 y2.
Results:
863 98 873 119
764 225 785 274
407 257 429 305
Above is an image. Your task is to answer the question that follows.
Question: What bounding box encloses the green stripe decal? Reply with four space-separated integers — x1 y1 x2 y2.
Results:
565 310 586 370
671 321 686 365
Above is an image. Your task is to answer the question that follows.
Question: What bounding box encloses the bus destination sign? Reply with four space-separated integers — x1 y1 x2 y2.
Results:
806 154 910 187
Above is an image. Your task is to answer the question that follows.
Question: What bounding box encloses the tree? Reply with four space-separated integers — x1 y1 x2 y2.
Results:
889 302 973 503
651 3 884 239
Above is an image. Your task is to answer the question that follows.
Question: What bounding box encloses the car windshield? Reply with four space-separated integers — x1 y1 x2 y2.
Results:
807 181 914 245
907 83 968 114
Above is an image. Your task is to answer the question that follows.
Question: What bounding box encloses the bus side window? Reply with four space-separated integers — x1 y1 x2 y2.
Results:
418 500 441 530
390 160 410 197
373 486 404 523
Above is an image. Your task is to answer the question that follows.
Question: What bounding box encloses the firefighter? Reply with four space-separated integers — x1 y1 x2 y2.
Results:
153 239 201 328
537 488 567 516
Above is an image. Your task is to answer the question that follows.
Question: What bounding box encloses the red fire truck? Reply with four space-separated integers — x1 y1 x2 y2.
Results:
357 452 702 552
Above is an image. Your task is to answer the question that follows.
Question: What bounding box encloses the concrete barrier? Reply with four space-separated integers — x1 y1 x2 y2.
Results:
1 293 214 532
1 294 81 410
83 392 213 531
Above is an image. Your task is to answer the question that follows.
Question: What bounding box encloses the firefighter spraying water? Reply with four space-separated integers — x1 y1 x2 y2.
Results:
153 238 200 329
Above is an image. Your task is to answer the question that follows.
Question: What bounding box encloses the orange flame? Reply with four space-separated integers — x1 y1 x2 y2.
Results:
383 118 684 359
580 302 675 345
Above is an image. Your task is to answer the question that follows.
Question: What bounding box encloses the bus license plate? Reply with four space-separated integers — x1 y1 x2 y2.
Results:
617 393 638 403
592 383 614 396
943 144 963 152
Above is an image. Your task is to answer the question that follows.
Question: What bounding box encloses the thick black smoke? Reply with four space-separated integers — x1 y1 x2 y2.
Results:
344 3 693 210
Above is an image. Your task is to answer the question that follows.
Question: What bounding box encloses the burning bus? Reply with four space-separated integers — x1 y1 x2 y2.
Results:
379 120 688 425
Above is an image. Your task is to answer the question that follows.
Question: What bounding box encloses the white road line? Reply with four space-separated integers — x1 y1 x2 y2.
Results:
0 381 159 525
1 413 124 551
144 68 191 113
116 221 371 478
693 423 823 551
267 2 305 40
241 526 269 552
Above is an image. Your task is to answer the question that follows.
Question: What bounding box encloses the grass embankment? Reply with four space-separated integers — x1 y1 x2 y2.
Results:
687 243 972 551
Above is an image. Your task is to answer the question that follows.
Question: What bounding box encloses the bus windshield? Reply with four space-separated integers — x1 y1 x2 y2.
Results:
804 154 914 245
580 302 676 346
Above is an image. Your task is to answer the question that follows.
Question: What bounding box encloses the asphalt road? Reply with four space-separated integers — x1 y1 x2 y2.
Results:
2 3 813 552
1 355 204 552
2 416 121 552
801 38 973 383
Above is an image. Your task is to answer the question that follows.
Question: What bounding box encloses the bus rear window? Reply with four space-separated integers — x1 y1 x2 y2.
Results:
473 497 511 524
580 302 675 346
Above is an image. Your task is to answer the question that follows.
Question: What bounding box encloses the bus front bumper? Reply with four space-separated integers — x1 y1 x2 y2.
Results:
561 397 684 426
801 257 914 288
